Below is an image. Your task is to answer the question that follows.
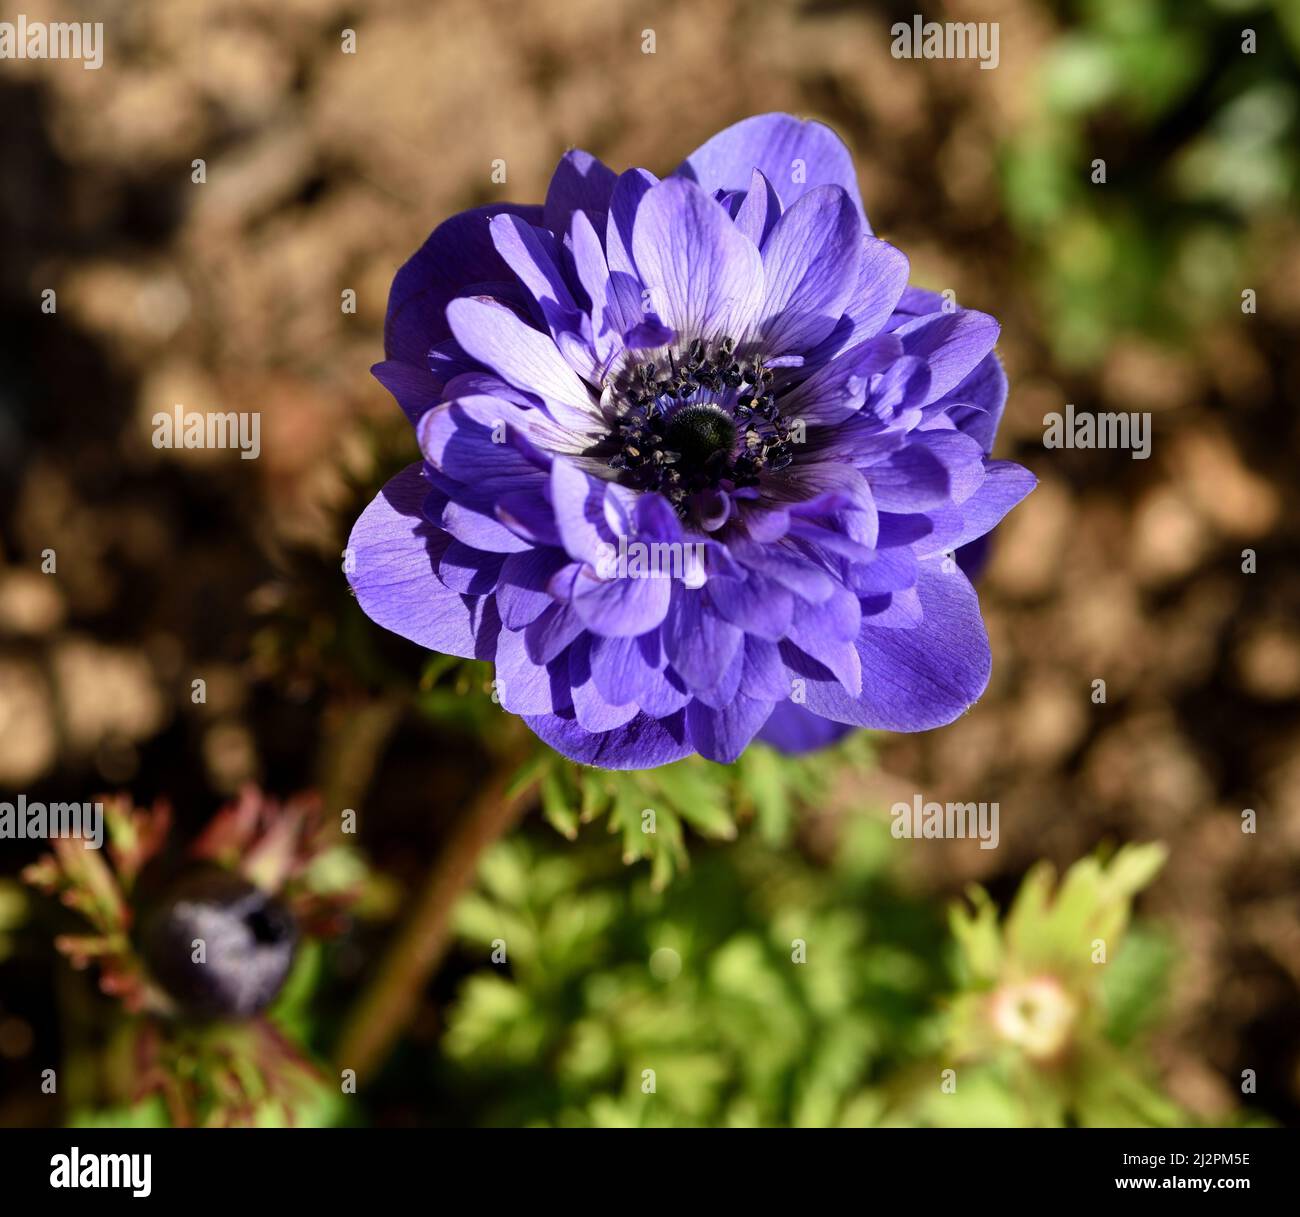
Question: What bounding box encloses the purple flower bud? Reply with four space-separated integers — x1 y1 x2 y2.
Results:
140 868 296 1021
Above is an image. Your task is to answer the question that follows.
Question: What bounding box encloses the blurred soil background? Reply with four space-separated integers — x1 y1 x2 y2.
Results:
1 0 1298 1124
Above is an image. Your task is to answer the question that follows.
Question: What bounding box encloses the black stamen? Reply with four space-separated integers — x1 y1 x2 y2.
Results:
594 337 795 518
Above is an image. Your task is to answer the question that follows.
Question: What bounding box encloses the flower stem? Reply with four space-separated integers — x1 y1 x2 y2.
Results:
332 748 538 1081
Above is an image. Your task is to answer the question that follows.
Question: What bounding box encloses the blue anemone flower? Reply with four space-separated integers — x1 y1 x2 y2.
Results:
348 114 1035 768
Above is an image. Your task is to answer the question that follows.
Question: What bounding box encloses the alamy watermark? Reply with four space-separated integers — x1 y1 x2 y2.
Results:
1 796 103 849
0 15 103 69
1043 403 1151 460
152 405 261 460
891 16 999 70
50 1147 151 1197
595 534 706 589
890 794 999 850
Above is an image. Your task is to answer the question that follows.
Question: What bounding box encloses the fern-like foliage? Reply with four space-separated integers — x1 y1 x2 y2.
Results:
441 826 1198 1127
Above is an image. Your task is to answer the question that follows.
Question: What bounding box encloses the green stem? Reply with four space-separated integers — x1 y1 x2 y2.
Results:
332 747 538 1081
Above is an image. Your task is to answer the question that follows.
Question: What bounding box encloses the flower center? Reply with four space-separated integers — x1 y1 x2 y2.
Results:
663 403 736 471
596 336 795 517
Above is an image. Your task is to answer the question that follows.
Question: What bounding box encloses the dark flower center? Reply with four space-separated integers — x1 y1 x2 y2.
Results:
595 336 796 518
663 403 736 471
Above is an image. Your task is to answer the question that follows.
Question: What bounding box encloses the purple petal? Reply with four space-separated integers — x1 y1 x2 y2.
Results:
570 562 673 638
495 490 563 548
384 203 542 366
589 631 692 717
445 297 600 441
862 443 951 512
806 238 911 364
605 168 661 338
915 430 987 505
371 361 443 428
843 546 917 597
675 112 869 228
759 185 863 353
877 512 935 547
894 285 947 317
438 540 504 595
489 214 587 351
544 149 618 236
894 309 1001 406
686 694 775 764
860 585 923 628
496 548 571 628
936 352 1008 455
550 459 637 565
775 467 880 546
955 534 993 582
688 638 746 710
661 587 744 693
731 542 836 603
569 636 639 731
865 355 930 427
418 396 551 493
803 563 991 731
525 602 586 665
781 333 901 427
706 571 794 641
494 623 571 715
757 701 855 754
346 464 499 659
741 635 793 701
631 177 764 342
634 490 685 543
783 585 864 695
732 168 784 248
439 498 533 554
589 630 660 700
524 708 693 769
915 461 1037 558
569 209 622 369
